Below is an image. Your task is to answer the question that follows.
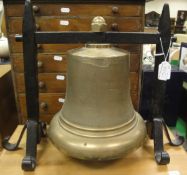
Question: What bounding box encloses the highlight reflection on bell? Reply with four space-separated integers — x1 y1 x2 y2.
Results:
48 16 146 160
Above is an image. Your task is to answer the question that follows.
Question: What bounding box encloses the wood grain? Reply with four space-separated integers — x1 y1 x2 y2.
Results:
15 72 138 94
8 17 142 34
18 91 138 123
8 36 141 53
12 54 68 73
18 93 65 121
6 4 143 17
15 73 67 93
12 53 140 73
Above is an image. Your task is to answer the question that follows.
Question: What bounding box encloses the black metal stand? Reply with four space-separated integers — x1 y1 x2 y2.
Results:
146 118 184 165
2 0 184 171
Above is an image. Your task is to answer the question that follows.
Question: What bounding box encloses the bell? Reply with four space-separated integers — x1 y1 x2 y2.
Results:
48 17 146 160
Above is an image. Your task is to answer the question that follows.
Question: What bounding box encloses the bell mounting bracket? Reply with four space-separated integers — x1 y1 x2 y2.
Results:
2 0 184 171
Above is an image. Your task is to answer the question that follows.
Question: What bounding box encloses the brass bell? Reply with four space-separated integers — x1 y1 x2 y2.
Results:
48 16 146 160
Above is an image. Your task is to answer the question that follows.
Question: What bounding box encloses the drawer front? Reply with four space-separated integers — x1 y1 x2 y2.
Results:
6 4 143 17
12 54 67 73
16 73 66 93
9 36 141 53
12 53 140 73
130 54 140 72
15 72 138 94
18 93 65 119
18 92 138 123
8 17 142 34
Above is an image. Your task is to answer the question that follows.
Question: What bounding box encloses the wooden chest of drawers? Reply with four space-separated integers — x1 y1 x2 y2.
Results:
3 0 145 123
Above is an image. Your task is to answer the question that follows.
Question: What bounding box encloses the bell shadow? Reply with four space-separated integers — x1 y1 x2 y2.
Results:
69 157 119 169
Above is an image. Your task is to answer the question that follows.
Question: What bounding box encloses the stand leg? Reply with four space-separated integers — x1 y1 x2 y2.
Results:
2 121 47 171
148 4 171 165
21 0 39 170
146 118 184 165
4 0 51 171
21 121 47 171
153 118 170 165
22 120 38 171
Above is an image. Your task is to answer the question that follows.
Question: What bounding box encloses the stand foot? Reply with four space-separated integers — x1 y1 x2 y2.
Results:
155 151 170 165
2 120 46 171
2 123 27 151
22 156 36 171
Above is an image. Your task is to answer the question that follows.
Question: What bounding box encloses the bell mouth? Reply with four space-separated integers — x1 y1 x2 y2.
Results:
48 111 146 161
85 43 112 48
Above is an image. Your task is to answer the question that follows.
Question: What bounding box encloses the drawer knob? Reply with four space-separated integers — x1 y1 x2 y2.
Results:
37 44 42 49
40 102 48 110
111 23 118 31
37 61 43 68
33 5 40 13
38 81 45 89
36 24 40 30
112 6 119 14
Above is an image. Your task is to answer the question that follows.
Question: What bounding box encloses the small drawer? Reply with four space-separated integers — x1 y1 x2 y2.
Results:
130 53 140 72
8 35 141 53
5 4 143 17
8 36 82 53
19 94 139 123
15 72 138 94
18 93 65 120
8 17 142 34
15 73 67 93
18 92 139 123
12 54 67 73
12 53 139 73
130 72 139 94
39 114 55 123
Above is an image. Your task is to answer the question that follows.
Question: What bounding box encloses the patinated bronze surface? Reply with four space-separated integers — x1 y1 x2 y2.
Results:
48 17 146 160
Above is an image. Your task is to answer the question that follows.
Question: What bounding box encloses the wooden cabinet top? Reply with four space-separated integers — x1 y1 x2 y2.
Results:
3 0 145 4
